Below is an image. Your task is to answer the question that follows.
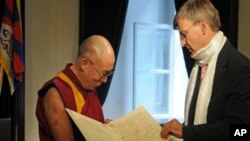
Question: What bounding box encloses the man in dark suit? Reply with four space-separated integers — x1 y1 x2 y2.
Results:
160 0 250 141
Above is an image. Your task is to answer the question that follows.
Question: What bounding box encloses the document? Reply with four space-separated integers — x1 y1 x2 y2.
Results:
66 106 173 141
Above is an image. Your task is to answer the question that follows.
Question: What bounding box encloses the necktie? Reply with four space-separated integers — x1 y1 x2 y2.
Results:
200 64 208 85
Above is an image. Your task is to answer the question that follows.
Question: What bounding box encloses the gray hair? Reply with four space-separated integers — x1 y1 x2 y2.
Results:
173 0 221 31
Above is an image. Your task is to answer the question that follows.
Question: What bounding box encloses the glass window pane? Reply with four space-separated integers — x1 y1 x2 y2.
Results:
133 23 173 123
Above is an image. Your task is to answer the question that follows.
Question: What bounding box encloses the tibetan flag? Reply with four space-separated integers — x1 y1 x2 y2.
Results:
0 0 24 95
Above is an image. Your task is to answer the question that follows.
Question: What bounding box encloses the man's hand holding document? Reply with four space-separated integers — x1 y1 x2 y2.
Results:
66 106 174 141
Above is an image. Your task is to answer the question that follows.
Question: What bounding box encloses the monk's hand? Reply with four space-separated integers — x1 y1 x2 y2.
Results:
104 119 112 124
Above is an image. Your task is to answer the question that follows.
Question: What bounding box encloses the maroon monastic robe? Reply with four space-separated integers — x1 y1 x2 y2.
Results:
36 64 104 141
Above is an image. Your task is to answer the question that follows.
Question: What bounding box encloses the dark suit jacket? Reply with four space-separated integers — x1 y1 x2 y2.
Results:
183 40 250 141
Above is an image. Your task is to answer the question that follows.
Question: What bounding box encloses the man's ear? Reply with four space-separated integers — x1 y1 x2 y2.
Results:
199 20 207 35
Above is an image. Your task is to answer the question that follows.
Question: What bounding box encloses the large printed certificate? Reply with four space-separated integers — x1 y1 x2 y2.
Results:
66 106 174 141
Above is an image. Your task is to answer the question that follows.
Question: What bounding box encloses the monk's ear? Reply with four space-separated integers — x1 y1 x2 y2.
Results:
79 57 88 70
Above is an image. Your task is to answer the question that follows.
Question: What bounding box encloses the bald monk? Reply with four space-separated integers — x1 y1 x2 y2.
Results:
36 35 115 141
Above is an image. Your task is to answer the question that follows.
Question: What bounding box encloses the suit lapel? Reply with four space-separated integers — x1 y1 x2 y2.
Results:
213 40 231 91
